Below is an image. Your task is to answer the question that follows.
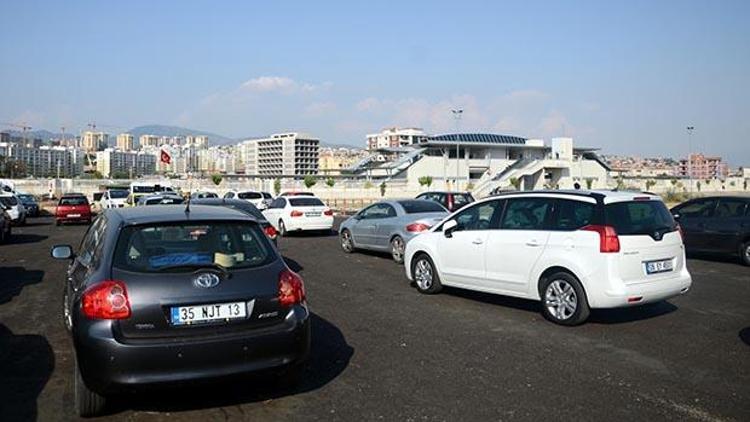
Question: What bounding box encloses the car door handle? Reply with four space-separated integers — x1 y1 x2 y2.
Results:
472 239 484 245
526 240 542 247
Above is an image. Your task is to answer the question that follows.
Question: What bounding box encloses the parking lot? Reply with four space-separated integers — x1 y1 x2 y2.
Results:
0 217 748 421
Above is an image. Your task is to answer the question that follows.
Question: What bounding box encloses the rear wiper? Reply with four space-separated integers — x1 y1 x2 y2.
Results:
154 263 231 277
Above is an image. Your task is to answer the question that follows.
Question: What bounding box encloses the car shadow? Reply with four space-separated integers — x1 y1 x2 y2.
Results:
687 252 743 266
740 327 750 347
282 229 338 238
16 220 50 227
283 256 304 273
0 324 55 422
111 312 353 415
0 267 45 305
5 234 49 245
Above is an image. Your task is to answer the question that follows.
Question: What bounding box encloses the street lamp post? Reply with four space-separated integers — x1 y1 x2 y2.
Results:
451 109 463 190
687 126 694 193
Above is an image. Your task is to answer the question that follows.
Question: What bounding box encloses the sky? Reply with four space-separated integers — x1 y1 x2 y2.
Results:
1 0 748 164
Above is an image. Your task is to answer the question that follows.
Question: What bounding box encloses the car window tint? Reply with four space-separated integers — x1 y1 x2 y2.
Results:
715 199 747 218
501 198 551 230
453 194 473 207
79 216 106 266
361 203 392 219
59 197 87 206
605 201 675 235
238 192 262 200
289 197 324 207
677 199 717 218
551 199 595 230
455 200 503 231
0 196 18 206
399 200 446 214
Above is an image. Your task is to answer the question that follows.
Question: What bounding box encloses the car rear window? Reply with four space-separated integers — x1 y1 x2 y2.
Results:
59 197 87 206
262 192 273 199
605 201 676 235
399 200 447 214
453 194 474 207
0 196 19 206
289 197 324 207
551 199 595 230
109 190 129 199
113 222 274 273
132 186 155 193
238 192 262 199
17 195 35 202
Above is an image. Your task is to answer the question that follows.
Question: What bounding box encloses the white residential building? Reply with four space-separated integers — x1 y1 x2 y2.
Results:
240 132 319 176
366 127 427 150
81 131 109 152
139 134 160 148
96 148 156 178
116 133 135 151
0 142 84 177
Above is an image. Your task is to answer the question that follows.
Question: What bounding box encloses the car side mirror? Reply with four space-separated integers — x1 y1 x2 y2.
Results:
51 244 74 260
672 212 681 221
443 219 458 238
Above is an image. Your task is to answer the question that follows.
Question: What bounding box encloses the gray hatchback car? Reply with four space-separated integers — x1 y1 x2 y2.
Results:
51 205 310 417
339 199 448 263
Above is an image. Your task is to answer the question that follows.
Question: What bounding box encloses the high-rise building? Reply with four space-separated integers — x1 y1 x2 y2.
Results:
186 135 209 149
676 153 729 179
0 142 84 177
116 133 135 151
366 127 427 150
240 132 319 176
81 131 109 152
96 148 156 178
139 134 160 148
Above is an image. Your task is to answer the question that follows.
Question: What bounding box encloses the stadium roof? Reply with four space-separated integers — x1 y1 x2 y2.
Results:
422 133 527 145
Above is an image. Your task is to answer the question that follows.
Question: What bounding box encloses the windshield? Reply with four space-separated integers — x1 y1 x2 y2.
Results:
399 200 447 214
59 197 87 206
17 195 35 203
289 197 325 207
0 196 19 206
113 222 274 272
605 201 676 235
132 186 155 194
108 190 129 199
238 192 262 200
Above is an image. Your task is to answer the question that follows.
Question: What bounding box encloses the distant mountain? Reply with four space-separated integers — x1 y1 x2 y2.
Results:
127 125 237 145
1 129 66 141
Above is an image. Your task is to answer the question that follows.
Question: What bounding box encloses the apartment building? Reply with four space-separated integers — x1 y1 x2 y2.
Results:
139 134 160 148
676 153 729 179
186 135 209 148
116 133 135 151
96 148 156 178
240 132 319 177
0 142 84 177
366 127 427 150
81 131 109 152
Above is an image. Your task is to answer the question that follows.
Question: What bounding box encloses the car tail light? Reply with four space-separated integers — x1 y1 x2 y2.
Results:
406 222 431 233
290 210 304 217
264 225 278 239
323 209 333 216
581 225 620 253
278 269 305 307
81 280 131 320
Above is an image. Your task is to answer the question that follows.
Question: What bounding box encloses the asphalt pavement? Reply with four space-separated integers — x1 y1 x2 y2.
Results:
0 217 748 421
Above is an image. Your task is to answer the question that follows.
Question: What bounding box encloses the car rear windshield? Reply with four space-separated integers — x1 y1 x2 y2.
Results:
289 197 324 207
59 197 87 206
113 222 274 273
238 192 262 199
109 190 129 199
145 196 184 205
132 186 155 193
399 200 447 214
605 200 676 235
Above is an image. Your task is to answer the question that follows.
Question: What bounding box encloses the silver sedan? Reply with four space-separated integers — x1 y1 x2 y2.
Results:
339 199 448 264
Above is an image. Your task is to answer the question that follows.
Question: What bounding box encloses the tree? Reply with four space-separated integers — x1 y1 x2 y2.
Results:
696 181 701 192
364 181 374 189
111 171 129 179
616 176 626 190
465 182 475 191
92 171 104 180
509 177 522 190
379 182 386 197
585 178 594 189
211 174 223 186
418 176 433 188
304 175 317 189
744 180 748 191
645 179 656 191
325 177 335 188
274 178 281 196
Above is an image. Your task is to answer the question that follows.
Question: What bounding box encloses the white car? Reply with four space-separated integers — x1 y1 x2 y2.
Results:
263 196 334 235
100 189 129 209
404 190 692 325
0 193 27 225
224 190 269 210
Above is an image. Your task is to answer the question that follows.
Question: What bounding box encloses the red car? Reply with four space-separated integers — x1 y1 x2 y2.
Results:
55 194 92 226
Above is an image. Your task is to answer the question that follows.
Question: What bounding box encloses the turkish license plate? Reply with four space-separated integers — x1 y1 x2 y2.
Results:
305 212 321 217
68 213 81 218
170 301 247 325
645 259 673 275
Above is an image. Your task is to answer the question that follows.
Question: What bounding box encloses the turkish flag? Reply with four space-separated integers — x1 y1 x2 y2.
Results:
160 149 171 164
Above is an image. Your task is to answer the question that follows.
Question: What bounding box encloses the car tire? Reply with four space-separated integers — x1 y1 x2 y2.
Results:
412 253 442 294
390 236 405 264
75 358 107 417
740 241 750 266
278 219 287 237
340 229 355 253
539 271 590 326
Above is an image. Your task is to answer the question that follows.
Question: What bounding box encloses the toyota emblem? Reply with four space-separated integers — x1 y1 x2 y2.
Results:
193 272 220 288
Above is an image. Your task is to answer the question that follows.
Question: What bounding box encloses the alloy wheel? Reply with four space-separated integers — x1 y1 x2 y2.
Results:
544 279 578 321
341 230 353 252
391 237 405 263
414 258 433 290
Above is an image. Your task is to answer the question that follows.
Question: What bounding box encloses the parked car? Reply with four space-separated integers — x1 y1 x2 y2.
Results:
223 190 268 210
263 196 334 235
415 191 475 212
190 191 219 199
55 194 92 225
16 193 40 217
339 199 448 263
0 193 27 225
404 190 692 325
51 205 310 416
136 194 184 206
191 197 279 245
670 196 750 266
261 191 274 208
0 202 12 243
100 189 130 209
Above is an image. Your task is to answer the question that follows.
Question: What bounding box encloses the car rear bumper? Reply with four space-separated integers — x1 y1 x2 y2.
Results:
74 306 311 394
285 218 334 232
56 216 91 223
589 271 692 308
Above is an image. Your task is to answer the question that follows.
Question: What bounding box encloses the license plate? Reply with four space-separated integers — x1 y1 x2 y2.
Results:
305 212 321 217
68 213 81 218
170 301 247 325
645 259 673 275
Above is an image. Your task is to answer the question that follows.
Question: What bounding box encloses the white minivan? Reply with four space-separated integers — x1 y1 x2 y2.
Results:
404 190 692 325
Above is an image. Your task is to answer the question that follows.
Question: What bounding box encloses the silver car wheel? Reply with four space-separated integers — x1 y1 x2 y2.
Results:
745 244 750 259
391 237 405 262
544 279 578 321
414 258 433 290
341 230 353 252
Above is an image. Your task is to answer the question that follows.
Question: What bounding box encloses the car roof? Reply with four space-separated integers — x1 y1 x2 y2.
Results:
420 191 472 195
486 189 663 204
61 193 87 198
107 204 256 225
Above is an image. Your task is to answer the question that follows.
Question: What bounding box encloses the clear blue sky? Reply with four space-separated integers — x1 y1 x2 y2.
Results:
1 0 748 164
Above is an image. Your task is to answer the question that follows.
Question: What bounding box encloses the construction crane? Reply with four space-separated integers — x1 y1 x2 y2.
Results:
1 121 32 132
